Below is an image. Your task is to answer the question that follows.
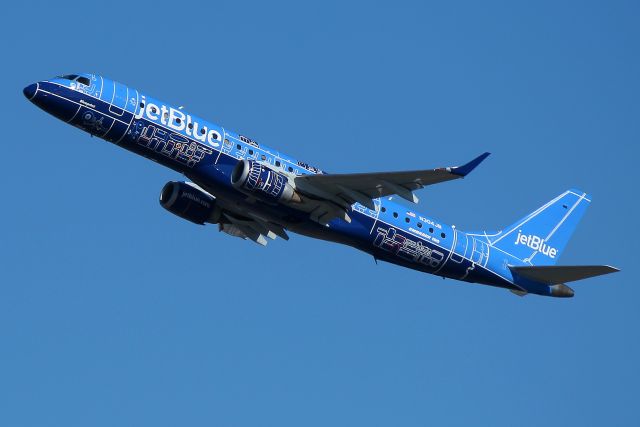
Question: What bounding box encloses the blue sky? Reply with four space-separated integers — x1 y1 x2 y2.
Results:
1 1 638 425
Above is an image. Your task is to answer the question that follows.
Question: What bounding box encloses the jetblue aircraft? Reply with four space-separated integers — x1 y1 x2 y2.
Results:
23 74 619 298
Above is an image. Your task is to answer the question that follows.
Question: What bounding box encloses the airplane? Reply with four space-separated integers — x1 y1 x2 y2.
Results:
23 73 619 298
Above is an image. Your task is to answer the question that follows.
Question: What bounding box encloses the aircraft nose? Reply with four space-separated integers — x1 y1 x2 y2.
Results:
23 83 37 100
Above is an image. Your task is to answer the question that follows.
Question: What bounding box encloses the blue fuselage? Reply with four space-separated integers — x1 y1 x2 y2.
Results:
24 74 536 295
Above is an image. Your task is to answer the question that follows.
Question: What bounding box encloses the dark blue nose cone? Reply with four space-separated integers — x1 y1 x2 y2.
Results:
23 83 37 100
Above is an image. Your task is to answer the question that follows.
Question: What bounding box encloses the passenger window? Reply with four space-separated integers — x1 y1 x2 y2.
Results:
405 218 410 223
288 166 293 172
429 227 434 233
381 207 386 213
441 232 446 239
275 161 281 167
417 222 422 228
393 212 398 218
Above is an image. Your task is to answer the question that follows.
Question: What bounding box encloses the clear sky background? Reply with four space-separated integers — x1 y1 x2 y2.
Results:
1 1 638 426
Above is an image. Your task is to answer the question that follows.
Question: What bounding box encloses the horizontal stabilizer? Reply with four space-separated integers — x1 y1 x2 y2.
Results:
509 265 619 285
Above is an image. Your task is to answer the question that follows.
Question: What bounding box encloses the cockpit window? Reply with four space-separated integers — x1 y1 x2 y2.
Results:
76 76 90 86
59 74 79 80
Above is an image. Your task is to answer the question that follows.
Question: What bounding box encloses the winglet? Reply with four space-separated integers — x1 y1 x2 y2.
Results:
451 152 491 177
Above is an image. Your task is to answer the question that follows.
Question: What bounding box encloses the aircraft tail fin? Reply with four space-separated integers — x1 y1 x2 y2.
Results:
489 189 591 265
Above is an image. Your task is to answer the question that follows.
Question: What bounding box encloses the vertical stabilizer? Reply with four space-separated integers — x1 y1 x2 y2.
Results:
489 189 590 266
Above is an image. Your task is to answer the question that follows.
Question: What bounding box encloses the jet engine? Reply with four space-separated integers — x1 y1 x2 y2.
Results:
231 160 301 204
159 181 220 225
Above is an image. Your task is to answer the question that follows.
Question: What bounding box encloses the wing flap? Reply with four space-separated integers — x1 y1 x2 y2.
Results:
221 213 292 246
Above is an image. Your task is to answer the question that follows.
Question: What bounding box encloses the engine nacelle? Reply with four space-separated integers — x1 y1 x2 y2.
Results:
159 181 219 225
231 160 301 204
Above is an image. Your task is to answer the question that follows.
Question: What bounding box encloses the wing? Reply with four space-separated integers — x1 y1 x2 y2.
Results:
219 211 290 246
185 176 290 246
294 152 490 210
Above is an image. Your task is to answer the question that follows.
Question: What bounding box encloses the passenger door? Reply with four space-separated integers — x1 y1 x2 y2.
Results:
108 80 128 117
